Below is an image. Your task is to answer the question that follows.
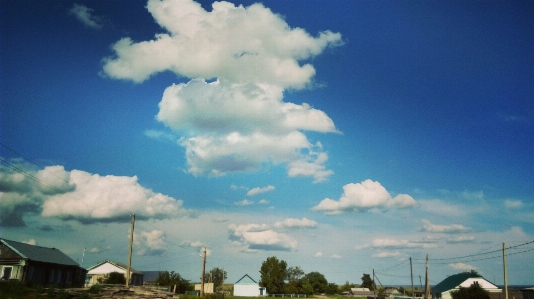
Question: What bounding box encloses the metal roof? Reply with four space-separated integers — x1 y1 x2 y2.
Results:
86 259 143 275
1 238 79 266
432 272 483 293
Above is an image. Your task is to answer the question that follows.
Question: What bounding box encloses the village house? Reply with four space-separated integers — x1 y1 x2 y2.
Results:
432 271 501 299
0 238 86 287
233 274 266 297
85 259 143 286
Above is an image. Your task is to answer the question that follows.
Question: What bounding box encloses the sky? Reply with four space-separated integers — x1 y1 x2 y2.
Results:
1 0 534 287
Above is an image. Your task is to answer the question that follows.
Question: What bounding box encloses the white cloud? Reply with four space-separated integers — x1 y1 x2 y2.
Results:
89 247 100 253
331 254 341 259
447 236 476 243
22 239 37 245
212 217 228 222
258 199 270 205
69 4 103 29
355 244 370 250
102 0 342 182
274 217 317 229
135 230 166 256
144 129 176 142
372 238 437 249
312 180 417 215
228 223 297 251
449 262 476 271
505 199 523 209
247 185 275 196
419 219 471 234
418 199 466 217
234 199 254 206
372 251 402 258
314 251 323 257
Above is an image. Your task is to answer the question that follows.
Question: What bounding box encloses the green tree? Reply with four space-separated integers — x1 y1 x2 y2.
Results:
259 256 287 294
156 271 192 294
451 282 490 299
361 274 375 291
286 266 305 282
206 267 227 291
304 271 328 294
104 272 126 284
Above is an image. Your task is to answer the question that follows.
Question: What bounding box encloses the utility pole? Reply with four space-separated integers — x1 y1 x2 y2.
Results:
410 257 414 299
425 254 430 299
126 214 135 287
201 247 207 296
503 243 508 299
373 269 376 296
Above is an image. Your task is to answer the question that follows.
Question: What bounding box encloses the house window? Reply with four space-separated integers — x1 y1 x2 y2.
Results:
56 270 62 283
1 266 13 280
65 271 72 283
49 269 55 283
27 267 34 280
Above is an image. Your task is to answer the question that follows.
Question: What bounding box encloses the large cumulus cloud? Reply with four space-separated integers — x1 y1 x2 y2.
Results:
102 0 343 182
0 159 191 226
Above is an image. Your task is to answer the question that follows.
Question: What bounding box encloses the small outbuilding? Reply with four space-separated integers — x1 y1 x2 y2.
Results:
0 238 86 287
85 259 143 286
234 274 266 297
432 271 501 299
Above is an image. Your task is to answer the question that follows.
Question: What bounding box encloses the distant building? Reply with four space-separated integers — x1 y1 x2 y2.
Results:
346 288 374 296
432 271 501 299
85 259 143 286
0 238 86 288
195 282 214 294
234 274 266 297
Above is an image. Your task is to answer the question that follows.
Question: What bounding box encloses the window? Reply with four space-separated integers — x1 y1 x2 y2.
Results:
65 271 72 283
1 266 12 280
49 269 55 283
56 270 62 283
27 267 34 280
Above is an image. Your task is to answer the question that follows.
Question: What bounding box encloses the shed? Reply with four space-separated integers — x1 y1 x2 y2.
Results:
0 238 86 287
85 259 143 286
234 274 266 297
432 271 501 299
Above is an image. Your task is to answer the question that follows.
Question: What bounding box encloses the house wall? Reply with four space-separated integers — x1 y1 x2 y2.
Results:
234 284 261 297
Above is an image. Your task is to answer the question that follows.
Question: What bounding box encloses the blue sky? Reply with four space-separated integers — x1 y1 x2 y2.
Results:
1 0 533 286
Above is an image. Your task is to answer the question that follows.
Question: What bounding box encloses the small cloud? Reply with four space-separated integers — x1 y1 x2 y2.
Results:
144 129 176 142
449 262 476 271
372 251 402 258
134 230 166 256
314 251 323 257
419 219 471 234
22 239 36 245
447 236 475 244
89 247 100 253
504 199 523 209
372 238 437 249
231 185 247 191
355 244 370 250
258 199 270 205
212 217 228 222
331 254 341 259
228 223 297 251
312 180 417 215
234 199 254 206
69 4 104 30
274 217 317 229
247 185 275 196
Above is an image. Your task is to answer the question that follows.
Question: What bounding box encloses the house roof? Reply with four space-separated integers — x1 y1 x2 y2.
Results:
0 238 79 267
235 274 257 284
432 272 486 293
86 259 143 275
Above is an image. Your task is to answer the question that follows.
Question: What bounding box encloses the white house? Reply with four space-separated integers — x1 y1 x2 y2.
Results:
234 274 266 297
85 260 143 286
432 271 501 299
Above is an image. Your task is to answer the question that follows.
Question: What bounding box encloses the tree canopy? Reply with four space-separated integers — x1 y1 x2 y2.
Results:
104 272 125 285
361 273 375 290
451 282 490 299
205 267 227 291
156 271 192 294
259 256 288 294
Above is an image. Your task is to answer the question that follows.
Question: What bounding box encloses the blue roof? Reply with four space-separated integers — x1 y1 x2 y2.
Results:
432 272 484 293
1 238 79 266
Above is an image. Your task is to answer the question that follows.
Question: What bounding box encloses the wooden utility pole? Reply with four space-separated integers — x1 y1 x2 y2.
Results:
425 254 430 299
126 214 135 287
201 247 207 296
410 257 414 299
372 269 376 296
503 243 508 299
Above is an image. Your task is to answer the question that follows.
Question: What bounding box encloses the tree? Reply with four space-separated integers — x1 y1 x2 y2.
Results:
304 271 328 294
156 271 192 294
259 256 287 294
451 282 490 299
286 266 305 282
206 267 227 291
361 274 375 291
104 272 125 285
